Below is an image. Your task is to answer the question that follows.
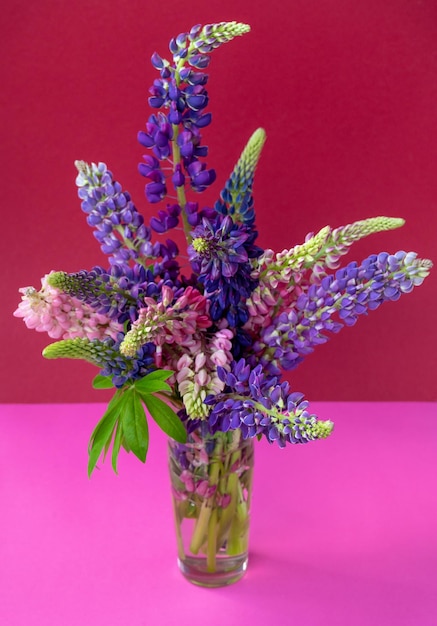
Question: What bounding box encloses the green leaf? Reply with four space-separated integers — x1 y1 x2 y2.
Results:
88 391 124 477
121 437 131 453
133 370 174 394
111 420 123 473
134 378 172 394
141 393 187 444
141 369 174 382
92 374 115 389
121 389 149 463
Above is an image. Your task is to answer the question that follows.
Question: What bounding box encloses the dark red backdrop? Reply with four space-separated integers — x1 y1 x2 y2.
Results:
2 0 436 403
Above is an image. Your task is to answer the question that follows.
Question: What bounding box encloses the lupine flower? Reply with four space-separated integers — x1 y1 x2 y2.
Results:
138 112 174 160
75 161 153 267
119 285 212 365
215 128 266 226
188 214 262 326
244 217 406 335
186 160 216 192
175 328 234 419
138 21 251 210
184 201 217 227
42 334 156 388
284 216 405 279
204 359 334 446
47 267 140 324
46 263 184 325
13 273 122 341
150 204 181 233
254 251 432 374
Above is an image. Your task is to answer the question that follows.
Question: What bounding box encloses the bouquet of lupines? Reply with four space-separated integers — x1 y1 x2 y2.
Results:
15 23 431 476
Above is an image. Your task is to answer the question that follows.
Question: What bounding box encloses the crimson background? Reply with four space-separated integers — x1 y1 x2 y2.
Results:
2 0 437 403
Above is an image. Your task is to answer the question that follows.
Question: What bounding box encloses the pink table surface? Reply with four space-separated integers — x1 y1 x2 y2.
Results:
1 402 436 626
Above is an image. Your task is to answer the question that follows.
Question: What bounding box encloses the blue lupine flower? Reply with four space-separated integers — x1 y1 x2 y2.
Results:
43 335 156 389
188 214 262 326
47 263 184 325
98 333 157 388
75 161 153 267
255 251 432 374
150 204 181 233
215 128 266 226
203 359 333 446
139 24 250 206
186 160 216 192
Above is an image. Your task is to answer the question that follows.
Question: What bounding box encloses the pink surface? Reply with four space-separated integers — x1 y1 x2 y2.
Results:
1 402 436 625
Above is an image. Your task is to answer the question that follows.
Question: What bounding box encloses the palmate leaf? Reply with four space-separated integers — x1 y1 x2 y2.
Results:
87 369 185 474
141 393 187 444
88 391 124 477
111 420 123 474
140 370 174 382
120 389 149 463
134 378 173 394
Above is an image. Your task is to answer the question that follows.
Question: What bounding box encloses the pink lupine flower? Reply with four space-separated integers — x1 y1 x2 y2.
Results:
179 470 195 492
174 328 234 418
119 285 212 363
14 273 122 341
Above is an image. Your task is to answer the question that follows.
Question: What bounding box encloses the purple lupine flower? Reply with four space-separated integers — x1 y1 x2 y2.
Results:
138 112 174 160
203 359 333 446
186 160 216 192
172 164 185 187
46 267 137 323
150 204 181 233
75 161 153 267
255 251 432 374
188 214 262 327
184 201 216 227
215 128 266 227
46 262 184 326
139 50 213 201
139 24 250 206
138 155 168 204
42 334 156 389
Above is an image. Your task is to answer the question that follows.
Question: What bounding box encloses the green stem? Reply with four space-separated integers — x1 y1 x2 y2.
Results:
189 500 212 555
171 131 192 244
216 471 239 549
227 480 249 556
189 438 223 555
112 226 153 269
173 500 186 561
206 507 219 572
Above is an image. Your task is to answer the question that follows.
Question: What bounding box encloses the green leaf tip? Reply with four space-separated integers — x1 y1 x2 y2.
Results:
121 389 149 463
141 394 187 444
87 391 124 477
92 374 114 389
133 369 175 394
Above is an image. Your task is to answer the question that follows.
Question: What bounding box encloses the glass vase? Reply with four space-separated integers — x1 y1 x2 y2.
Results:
168 427 254 587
